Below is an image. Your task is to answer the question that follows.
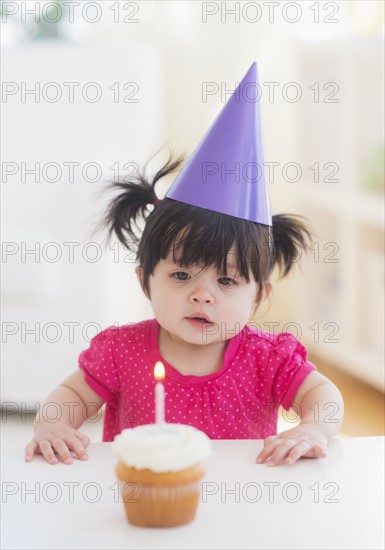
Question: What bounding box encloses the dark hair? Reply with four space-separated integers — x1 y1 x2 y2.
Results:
97 155 312 298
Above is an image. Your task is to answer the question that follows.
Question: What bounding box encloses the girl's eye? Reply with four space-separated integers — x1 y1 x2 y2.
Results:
218 277 237 287
172 271 190 281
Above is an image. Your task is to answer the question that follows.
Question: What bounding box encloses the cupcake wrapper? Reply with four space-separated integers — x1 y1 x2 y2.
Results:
120 479 202 528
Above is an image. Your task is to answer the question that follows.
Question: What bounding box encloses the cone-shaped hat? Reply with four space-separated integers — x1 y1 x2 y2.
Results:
166 62 272 226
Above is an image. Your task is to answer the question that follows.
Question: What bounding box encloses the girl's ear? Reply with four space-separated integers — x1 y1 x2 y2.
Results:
135 266 151 299
261 281 272 302
135 266 145 291
249 281 271 321
254 281 272 309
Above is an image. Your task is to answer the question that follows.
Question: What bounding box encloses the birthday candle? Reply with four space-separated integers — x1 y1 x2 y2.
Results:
154 361 165 426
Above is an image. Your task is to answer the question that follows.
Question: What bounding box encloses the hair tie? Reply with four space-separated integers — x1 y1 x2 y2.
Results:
153 198 161 206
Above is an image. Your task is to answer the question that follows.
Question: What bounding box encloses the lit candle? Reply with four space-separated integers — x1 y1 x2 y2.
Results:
154 361 165 426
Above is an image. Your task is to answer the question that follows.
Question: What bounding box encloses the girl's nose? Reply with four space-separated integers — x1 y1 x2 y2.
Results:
189 285 214 304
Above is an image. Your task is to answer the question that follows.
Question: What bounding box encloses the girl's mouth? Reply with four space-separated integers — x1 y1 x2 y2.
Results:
186 316 214 327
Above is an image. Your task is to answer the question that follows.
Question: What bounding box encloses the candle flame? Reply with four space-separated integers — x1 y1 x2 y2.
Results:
154 361 165 381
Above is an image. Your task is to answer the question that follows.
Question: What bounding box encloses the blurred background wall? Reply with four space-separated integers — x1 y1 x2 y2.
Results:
1 1 384 436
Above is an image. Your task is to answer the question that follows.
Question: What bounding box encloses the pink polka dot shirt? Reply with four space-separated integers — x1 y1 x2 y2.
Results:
78 319 316 441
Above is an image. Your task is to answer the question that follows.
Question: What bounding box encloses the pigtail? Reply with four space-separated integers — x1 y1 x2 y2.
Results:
98 153 184 249
271 214 313 277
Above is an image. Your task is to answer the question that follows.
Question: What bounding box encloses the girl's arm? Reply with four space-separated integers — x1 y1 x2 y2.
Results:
25 370 105 465
256 371 344 466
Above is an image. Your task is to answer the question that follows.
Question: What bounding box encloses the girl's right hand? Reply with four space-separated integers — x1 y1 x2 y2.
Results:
25 422 91 465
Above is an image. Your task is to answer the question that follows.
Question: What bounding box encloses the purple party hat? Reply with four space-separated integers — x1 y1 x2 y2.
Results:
166 62 272 226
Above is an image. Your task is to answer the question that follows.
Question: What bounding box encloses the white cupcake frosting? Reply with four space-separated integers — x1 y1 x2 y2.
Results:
113 423 212 473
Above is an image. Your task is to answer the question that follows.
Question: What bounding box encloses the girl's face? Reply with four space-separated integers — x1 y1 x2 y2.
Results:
137 252 270 347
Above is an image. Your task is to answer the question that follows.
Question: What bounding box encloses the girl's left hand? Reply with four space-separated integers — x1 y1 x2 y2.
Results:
256 424 328 467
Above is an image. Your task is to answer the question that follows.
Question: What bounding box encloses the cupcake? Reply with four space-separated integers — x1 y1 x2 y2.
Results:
113 423 211 528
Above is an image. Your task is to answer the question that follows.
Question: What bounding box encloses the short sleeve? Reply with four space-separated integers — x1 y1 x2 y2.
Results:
78 328 120 404
266 333 316 411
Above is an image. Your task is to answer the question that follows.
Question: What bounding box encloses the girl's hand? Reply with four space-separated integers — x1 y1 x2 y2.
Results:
256 424 328 467
25 422 91 465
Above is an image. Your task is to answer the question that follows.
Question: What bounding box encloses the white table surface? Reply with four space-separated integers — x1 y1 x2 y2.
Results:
1 436 384 550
